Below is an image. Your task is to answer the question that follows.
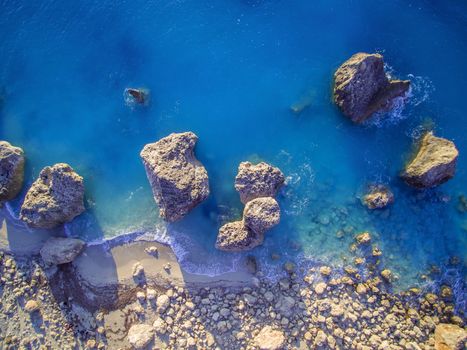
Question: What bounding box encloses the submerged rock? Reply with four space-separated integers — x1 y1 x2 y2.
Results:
434 323 466 350
127 324 154 349
140 132 210 222
401 132 458 188
20 163 85 228
40 237 85 265
243 197 280 234
124 87 150 106
253 325 286 350
0 141 25 202
216 197 280 252
235 162 285 204
362 184 394 209
333 53 410 123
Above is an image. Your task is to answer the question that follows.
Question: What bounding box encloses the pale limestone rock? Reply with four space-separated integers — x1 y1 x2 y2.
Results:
40 237 85 265
127 324 154 349
254 325 286 350
0 141 24 202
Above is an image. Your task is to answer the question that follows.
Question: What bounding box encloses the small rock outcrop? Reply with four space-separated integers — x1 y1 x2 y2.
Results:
40 237 85 265
20 163 85 228
362 184 394 209
333 53 410 123
127 324 154 349
434 323 466 350
124 87 150 106
0 141 24 202
235 162 285 204
401 132 458 188
216 197 280 252
253 325 286 350
140 132 209 222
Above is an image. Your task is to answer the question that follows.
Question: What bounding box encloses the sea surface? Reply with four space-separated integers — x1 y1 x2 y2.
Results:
1 0 466 294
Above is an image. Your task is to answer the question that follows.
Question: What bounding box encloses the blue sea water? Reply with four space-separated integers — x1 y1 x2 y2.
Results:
1 0 466 292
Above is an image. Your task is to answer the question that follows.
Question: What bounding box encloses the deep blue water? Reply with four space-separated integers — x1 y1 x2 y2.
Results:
1 0 466 289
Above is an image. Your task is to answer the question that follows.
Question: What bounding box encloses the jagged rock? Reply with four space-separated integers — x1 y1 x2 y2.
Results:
124 87 150 106
40 237 85 265
215 221 258 252
216 197 280 252
140 132 209 222
333 53 410 123
0 141 24 202
235 162 285 204
127 324 154 349
243 197 280 234
253 326 286 350
401 132 458 188
20 163 85 228
362 184 394 209
434 323 466 350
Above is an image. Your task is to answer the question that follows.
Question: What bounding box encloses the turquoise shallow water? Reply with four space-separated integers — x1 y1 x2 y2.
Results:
0 0 466 292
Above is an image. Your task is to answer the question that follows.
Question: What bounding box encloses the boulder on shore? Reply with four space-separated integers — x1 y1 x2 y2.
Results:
253 325 286 350
127 323 154 349
0 141 24 202
20 163 85 228
333 53 410 123
216 197 280 252
362 184 394 209
235 162 285 204
434 323 466 350
40 237 85 265
140 132 210 222
401 132 458 188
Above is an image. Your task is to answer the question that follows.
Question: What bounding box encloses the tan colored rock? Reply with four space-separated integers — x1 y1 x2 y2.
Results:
363 185 394 209
401 132 458 188
235 162 285 204
127 324 154 349
434 323 466 350
333 53 410 123
140 132 209 222
24 300 40 313
0 141 24 202
356 232 371 245
243 197 280 234
215 221 258 252
20 163 85 228
254 325 286 350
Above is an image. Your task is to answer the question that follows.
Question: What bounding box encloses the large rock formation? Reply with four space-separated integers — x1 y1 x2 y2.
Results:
434 323 466 350
235 162 285 204
40 237 85 265
20 163 85 228
253 325 286 350
333 53 410 123
401 132 458 188
140 132 209 222
216 197 280 252
0 141 24 202
362 184 394 209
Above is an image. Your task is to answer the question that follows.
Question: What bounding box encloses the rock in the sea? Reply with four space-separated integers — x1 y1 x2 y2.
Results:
127 324 154 349
333 53 410 123
434 323 466 350
401 132 458 189
235 162 285 204
0 141 24 202
40 237 85 265
216 197 280 252
362 184 394 209
215 221 258 252
140 132 209 222
254 325 286 350
243 197 280 234
124 87 150 106
20 163 85 228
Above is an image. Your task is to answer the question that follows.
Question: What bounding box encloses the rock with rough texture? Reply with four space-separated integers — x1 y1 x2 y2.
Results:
215 221 259 252
140 132 209 222
40 237 85 265
434 323 466 350
20 163 85 228
254 326 286 350
0 141 24 202
243 197 280 234
401 132 458 189
363 185 394 209
24 300 40 313
235 162 285 204
127 324 154 349
333 53 410 123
